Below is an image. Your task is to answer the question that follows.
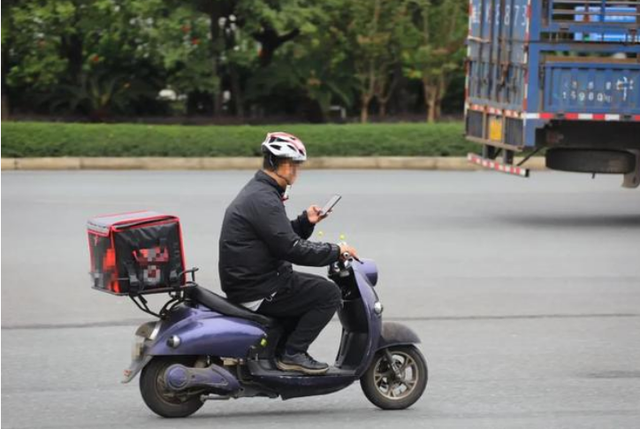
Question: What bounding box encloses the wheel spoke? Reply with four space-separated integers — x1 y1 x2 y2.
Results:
388 386 396 398
401 379 416 389
370 350 423 401
398 357 414 373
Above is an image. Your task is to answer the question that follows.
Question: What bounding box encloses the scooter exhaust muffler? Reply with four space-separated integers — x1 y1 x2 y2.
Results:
164 364 240 395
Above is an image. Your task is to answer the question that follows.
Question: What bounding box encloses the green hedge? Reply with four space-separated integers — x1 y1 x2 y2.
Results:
1 121 473 158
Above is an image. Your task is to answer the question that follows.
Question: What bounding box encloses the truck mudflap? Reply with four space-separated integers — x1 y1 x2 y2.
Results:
623 150 640 189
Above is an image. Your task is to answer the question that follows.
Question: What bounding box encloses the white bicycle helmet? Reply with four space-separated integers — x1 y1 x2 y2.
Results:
261 132 307 162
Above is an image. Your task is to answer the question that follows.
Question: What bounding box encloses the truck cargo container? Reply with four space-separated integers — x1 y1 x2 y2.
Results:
465 0 640 187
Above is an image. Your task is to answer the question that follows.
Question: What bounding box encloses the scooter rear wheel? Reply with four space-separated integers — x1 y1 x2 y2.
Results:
140 357 204 418
360 345 427 410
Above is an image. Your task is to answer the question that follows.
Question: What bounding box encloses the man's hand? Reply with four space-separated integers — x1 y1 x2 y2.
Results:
339 243 359 261
306 205 327 224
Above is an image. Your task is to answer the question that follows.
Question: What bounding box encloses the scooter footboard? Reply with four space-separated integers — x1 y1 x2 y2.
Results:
376 322 420 350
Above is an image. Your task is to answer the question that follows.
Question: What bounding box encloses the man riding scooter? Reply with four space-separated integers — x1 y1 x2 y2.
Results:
218 132 358 375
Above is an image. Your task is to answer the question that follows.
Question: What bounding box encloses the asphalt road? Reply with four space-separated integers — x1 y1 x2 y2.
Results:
2 170 640 428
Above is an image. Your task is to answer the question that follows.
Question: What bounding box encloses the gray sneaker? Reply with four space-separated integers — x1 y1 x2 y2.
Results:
276 352 330 375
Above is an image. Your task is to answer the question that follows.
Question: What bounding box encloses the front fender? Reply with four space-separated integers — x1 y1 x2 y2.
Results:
376 322 420 350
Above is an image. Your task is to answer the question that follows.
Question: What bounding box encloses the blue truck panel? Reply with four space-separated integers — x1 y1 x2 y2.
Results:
465 0 640 150
544 62 640 113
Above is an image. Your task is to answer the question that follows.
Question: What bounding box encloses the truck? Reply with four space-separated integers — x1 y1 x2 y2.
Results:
464 0 640 188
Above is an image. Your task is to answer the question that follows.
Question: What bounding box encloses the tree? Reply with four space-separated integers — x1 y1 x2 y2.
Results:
229 0 318 117
404 0 467 122
3 0 166 118
2 0 469 121
347 0 411 123
141 3 220 106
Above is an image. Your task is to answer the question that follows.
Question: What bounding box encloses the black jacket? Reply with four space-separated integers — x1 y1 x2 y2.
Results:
218 170 340 303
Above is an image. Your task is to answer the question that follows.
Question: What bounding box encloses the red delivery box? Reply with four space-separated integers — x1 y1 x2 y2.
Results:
87 211 186 296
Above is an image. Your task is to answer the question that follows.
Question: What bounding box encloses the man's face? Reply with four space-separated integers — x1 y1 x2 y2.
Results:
279 160 301 185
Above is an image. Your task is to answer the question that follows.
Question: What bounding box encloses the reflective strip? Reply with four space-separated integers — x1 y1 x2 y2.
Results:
525 1 531 40
465 104 640 122
467 153 529 178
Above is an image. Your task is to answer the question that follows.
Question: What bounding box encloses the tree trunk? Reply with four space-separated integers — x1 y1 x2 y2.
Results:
229 64 244 118
427 96 436 123
423 80 437 123
209 7 223 116
375 74 397 120
360 95 371 123
379 101 387 118
60 32 83 86
59 3 84 86
1 44 9 120
2 94 9 120
253 27 300 67
434 76 447 121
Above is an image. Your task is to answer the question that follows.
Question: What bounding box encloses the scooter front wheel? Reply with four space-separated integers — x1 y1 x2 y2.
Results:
139 357 204 418
360 345 427 410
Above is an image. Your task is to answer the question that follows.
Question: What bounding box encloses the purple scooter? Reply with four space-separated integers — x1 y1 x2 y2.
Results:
122 256 428 417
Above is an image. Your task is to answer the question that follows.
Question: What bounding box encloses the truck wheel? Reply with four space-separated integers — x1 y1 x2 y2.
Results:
546 149 636 174
360 346 428 410
140 357 204 418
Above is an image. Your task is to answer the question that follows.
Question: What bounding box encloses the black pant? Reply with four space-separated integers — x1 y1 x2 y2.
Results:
257 271 341 354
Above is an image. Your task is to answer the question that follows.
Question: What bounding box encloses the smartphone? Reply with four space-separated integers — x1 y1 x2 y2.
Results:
319 194 342 216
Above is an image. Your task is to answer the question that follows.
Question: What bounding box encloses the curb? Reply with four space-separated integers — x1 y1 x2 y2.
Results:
1 157 547 171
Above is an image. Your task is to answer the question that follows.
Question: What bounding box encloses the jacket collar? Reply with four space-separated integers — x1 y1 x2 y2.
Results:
255 170 286 195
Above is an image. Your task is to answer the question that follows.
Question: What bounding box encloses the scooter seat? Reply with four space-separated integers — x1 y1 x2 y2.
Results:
188 285 276 327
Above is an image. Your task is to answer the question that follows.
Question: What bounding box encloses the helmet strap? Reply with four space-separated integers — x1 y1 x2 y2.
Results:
281 185 291 201
266 153 293 200
275 171 292 201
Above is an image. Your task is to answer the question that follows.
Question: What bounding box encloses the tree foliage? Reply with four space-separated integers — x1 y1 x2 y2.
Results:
404 0 468 122
2 0 468 122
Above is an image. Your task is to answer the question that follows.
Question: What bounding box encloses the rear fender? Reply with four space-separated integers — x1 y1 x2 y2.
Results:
122 354 153 384
121 321 159 383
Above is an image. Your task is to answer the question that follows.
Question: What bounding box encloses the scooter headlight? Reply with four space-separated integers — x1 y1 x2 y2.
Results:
373 301 384 315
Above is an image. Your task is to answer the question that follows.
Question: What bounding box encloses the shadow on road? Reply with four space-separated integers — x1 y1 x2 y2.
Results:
188 407 368 421
495 214 640 228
